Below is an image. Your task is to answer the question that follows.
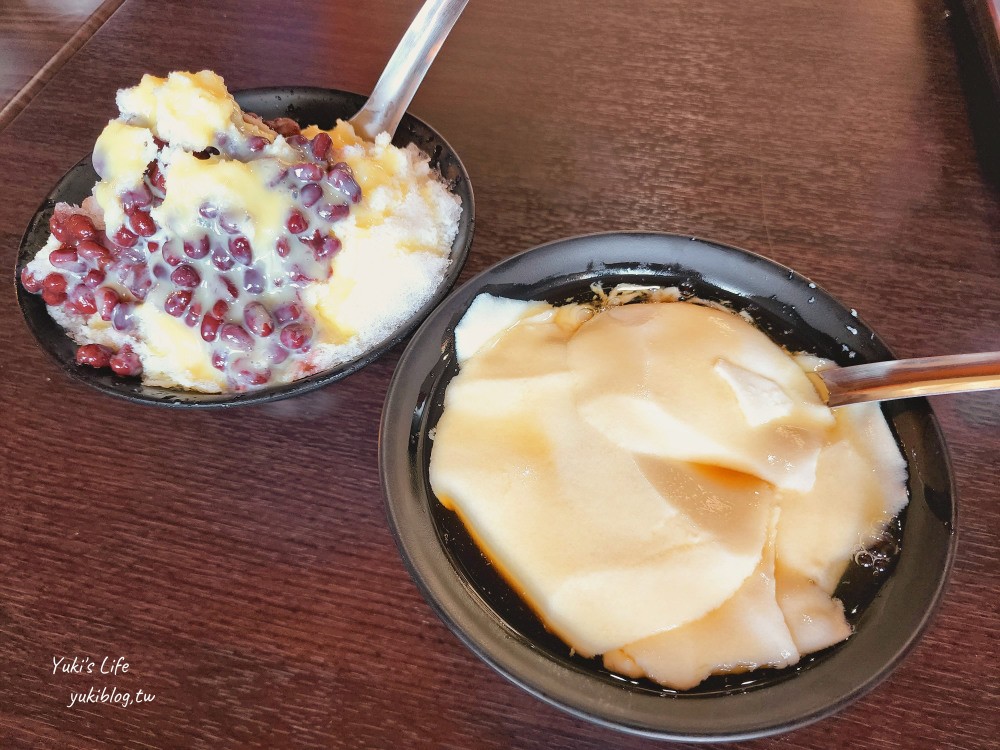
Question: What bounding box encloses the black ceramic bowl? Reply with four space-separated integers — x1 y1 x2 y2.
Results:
15 87 474 407
379 232 956 742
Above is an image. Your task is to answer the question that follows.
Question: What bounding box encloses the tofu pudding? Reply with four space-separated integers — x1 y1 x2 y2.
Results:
20 71 462 392
429 291 909 691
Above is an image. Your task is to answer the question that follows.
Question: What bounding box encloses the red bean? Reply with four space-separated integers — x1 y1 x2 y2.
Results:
109 345 142 376
201 314 222 342
82 269 106 288
76 240 113 269
75 344 113 369
247 136 267 152
113 226 138 248
266 117 301 137
243 268 264 295
96 287 119 321
121 186 152 212
128 209 156 237
286 210 309 234
311 132 333 160
184 303 202 328
231 360 271 388
212 246 235 271
220 324 253 350
317 203 350 222
244 302 274 337
170 264 201 288
41 273 67 305
300 183 323 207
111 301 134 331
292 162 324 182
68 285 97 316
49 215 69 243
65 214 98 243
279 323 312 350
164 290 192 317
219 214 240 234
272 302 302 324
275 238 290 258
49 246 86 272
20 267 43 293
327 163 362 203
183 235 210 259
228 236 253 266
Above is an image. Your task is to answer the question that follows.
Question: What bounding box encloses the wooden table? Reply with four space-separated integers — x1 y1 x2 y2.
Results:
1 1 997 747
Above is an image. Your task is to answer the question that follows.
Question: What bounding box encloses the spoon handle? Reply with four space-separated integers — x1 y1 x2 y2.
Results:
808 351 1000 407
350 0 469 140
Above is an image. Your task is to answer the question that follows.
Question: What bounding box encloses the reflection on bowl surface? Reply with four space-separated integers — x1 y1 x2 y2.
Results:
380 232 955 741
16 86 474 408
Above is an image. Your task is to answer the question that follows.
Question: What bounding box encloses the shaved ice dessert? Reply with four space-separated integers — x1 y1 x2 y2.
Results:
20 71 462 392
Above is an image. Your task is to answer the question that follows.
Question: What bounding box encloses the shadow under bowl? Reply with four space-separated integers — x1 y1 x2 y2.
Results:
15 87 474 407
379 232 956 742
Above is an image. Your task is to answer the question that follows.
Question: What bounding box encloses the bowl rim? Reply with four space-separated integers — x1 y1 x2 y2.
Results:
379 230 957 741
14 85 475 408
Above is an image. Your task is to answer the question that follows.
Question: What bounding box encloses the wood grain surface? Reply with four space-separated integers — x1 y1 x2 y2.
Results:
0 0 123 130
0 0 997 748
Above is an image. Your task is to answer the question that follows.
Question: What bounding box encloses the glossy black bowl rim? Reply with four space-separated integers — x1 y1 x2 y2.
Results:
379 231 957 742
15 86 475 408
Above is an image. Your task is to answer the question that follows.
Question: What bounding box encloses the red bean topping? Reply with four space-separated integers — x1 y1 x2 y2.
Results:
111 301 134 331
49 246 86 272
49 215 69 243
113 226 138 248
96 287 119 321
231 360 271 387
164 290 192 317
146 161 167 193
211 350 227 371
300 183 323 207
243 267 265 295
128 209 156 237
326 163 362 203
201 314 222 342
244 302 275 337
170 264 201 288
228 236 253 266
286 210 309 235
220 323 253 350
75 343 113 369
317 202 350 222
211 300 229 318
247 136 267 152
219 214 241 234
121 186 152 212
20 267 43 293
222 277 239 300
266 117 301 137
41 273 67 305
275 238 290 258
199 203 219 219
280 323 312 350
65 214 98 243
311 132 333 160
68 285 97 316
76 240 112 269
183 235 210 259
109 345 142 376
292 162 324 182
184 303 202 328
82 269 106 288
272 302 302 324
212 246 235 271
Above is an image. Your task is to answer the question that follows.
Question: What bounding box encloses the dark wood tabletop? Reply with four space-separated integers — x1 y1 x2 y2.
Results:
1 0 997 748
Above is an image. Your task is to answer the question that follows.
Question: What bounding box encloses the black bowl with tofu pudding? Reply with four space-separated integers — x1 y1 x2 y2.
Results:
379 231 956 741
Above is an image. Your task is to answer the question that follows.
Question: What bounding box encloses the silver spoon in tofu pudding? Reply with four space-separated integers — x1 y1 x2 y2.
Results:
15 0 473 407
807 351 1000 406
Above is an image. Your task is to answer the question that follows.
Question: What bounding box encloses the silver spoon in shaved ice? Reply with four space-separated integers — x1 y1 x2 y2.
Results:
350 0 469 140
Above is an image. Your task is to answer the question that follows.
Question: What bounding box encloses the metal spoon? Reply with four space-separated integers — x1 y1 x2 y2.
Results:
350 0 469 140
806 351 1000 407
